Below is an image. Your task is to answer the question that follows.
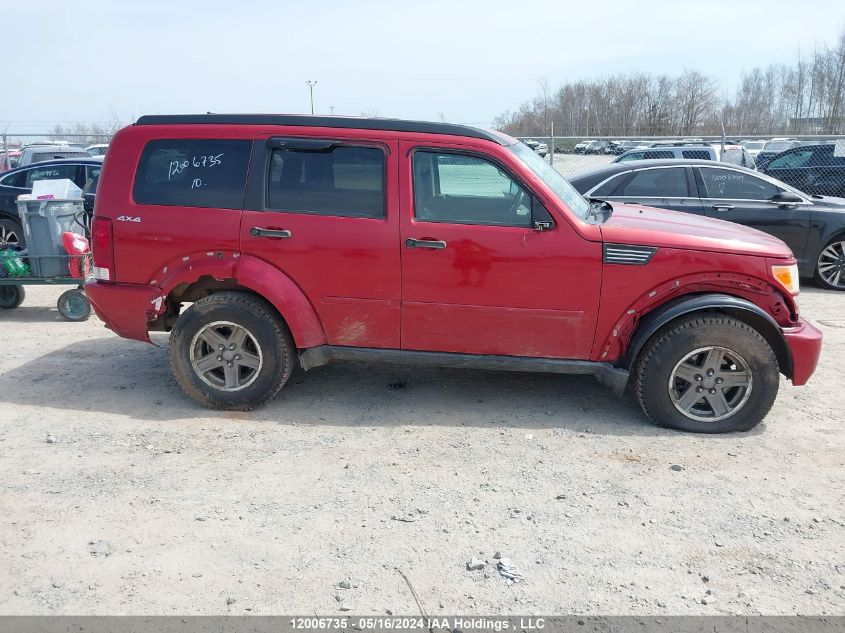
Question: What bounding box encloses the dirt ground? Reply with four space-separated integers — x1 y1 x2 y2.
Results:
0 284 842 616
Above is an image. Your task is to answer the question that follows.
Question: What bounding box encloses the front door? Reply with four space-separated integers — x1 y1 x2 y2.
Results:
398 142 601 359
695 166 812 268
241 135 401 348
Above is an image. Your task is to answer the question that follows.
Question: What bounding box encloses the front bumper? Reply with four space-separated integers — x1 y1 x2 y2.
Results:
85 281 165 343
783 318 823 386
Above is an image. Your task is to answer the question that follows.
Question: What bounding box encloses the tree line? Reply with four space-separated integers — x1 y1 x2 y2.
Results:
494 29 845 138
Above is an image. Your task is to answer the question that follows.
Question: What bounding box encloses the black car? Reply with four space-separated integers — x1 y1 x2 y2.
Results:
759 143 845 198
0 158 101 247
570 159 845 290
754 139 801 169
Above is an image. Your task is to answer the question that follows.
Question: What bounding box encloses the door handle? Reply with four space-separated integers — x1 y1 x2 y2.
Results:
711 204 735 211
405 238 447 249
250 227 292 239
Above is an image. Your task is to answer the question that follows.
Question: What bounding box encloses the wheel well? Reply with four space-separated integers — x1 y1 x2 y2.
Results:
628 304 792 379
149 276 288 334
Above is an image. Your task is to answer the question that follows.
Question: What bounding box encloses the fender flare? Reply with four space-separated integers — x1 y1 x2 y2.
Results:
234 255 326 349
623 293 792 378
156 252 326 349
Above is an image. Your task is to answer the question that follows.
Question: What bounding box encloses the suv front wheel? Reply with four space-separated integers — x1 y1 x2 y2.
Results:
169 292 295 410
634 313 779 433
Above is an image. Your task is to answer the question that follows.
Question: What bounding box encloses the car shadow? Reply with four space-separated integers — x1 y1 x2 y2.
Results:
0 306 67 322
0 334 765 437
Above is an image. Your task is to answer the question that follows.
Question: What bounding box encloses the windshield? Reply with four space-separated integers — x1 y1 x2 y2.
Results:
764 141 793 152
509 142 591 219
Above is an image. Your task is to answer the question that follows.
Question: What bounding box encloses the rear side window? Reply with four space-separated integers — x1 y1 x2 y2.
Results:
698 168 779 200
643 150 675 159
618 168 689 197
682 150 711 160
267 146 385 218
133 139 252 209
26 164 79 188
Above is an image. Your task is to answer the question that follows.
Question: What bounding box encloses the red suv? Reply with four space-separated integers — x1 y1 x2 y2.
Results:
85 115 822 433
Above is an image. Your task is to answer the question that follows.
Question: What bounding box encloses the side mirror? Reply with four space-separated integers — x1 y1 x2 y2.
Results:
769 191 803 206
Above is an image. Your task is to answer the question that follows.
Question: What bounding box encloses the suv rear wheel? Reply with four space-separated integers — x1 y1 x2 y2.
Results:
169 292 295 410
634 313 779 433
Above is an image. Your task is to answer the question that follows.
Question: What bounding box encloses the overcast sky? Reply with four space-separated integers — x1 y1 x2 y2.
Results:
2 0 844 132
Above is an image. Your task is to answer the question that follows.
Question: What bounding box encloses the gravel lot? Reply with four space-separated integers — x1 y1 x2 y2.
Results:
0 284 843 616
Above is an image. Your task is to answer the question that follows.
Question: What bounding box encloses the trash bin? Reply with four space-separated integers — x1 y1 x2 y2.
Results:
16 198 85 277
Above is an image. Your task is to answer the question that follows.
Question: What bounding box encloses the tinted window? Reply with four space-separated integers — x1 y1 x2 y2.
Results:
0 170 27 188
699 168 779 199
25 164 78 188
682 150 711 160
643 150 675 159
767 149 813 169
593 174 624 196
413 151 531 226
133 139 251 209
267 146 385 218
618 168 688 197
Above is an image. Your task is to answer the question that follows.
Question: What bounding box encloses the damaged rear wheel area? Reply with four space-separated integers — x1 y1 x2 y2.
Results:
169 291 295 410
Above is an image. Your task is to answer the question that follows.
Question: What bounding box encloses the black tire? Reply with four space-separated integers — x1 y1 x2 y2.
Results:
169 291 295 410
0 284 25 309
57 288 92 321
634 313 779 433
814 237 845 291
0 217 23 248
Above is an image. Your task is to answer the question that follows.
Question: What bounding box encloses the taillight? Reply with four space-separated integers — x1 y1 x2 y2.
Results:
91 217 114 282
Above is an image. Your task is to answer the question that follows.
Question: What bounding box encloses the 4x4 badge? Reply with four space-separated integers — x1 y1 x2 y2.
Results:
117 215 141 223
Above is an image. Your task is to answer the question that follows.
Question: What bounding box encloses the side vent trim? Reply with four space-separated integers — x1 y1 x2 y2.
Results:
603 244 658 265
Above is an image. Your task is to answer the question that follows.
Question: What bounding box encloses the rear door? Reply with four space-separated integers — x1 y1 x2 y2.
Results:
241 135 401 348
398 141 601 359
601 165 705 215
695 165 812 266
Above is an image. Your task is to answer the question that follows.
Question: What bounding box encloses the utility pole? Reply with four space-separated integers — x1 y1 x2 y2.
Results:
330 106 335 115
306 81 317 115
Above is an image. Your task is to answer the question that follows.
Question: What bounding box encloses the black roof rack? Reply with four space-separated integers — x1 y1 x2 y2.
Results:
134 114 509 145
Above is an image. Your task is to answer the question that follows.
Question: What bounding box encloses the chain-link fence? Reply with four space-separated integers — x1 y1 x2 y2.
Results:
1 133 113 170
514 135 845 198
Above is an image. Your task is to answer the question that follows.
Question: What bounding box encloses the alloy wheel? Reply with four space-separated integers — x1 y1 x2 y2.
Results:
668 346 753 422
817 241 845 288
0 224 20 248
189 321 263 391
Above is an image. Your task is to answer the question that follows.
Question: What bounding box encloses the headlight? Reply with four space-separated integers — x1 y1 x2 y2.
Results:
771 263 799 295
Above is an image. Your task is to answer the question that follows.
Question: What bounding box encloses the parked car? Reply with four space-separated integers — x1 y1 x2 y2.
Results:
755 138 801 168
86 144 109 157
759 143 845 198
16 144 93 167
84 114 821 433
712 143 756 169
523 140 549 157
0 158 102 247
0 149 21 172
608 141 647 155
570 158 845 290
740 139 767 159
573 140 593 154
614 146 716 163
613 144 756 168
582 140 612 154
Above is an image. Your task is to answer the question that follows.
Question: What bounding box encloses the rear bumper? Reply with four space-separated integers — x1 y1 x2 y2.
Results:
85 281 165 343
783 318 823 386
